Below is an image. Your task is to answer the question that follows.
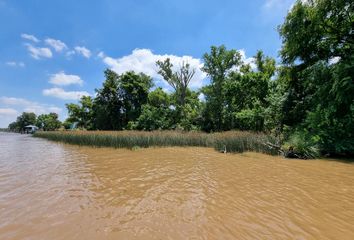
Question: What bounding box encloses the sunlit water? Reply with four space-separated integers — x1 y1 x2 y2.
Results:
1 132 354 239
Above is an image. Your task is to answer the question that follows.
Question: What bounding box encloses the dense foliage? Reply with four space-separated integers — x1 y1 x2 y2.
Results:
60 46 276 134
8 112 61 132
278 0 353 156
9 0 353 157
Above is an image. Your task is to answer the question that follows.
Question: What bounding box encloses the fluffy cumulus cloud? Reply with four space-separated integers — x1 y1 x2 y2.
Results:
25 43 52 59
239 49 256 69
74 46 91 58
0 97 62 115
23 105 62 114
21 33 40 43
0 108 19 128
99 48 207 88
49 71 83 86
6 61 25 67
0 97 32 106
45 38 67 52
0 108 18 116
42 88 90 100
0 96 62 127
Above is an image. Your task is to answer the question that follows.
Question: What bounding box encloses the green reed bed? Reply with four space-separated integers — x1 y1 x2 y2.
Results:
34 130 278 155
213 132 279 155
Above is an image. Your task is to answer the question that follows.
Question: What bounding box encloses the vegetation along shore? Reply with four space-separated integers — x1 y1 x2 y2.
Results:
33 131 279 155
8 1 354 158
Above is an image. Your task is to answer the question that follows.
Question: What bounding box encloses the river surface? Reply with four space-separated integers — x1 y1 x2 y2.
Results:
1 133 354 239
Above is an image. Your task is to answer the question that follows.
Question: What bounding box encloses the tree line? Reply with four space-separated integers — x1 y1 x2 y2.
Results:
8 0 353 156
8 112 61 132
63 48 277 133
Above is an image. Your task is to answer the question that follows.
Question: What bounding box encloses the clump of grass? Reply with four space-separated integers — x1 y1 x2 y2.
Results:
33 130 278 155
132 145 140 151
213 131 279 155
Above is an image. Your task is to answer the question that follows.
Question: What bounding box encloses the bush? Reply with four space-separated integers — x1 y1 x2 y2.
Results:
283 130 320 159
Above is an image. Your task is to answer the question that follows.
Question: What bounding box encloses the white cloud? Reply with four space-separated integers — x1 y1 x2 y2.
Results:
239 49 256 69
25 43 52 59
221 49 257 74
263 0 295 16
0 96 62 127
74 46 91 58
6 61 16 66
0 108 18 116
0 97 62 115
99 48 207 88
97 51 105 58
45 38 67 52
47 106 63 113
23 105 62 115
23 106 50 114
21 33 40 43
0 97 33 106
6 61 25 67
49 71 83 86
264 0 280 9
43 88 90 100
0 108 19 128
162 87 173 93
329 56 341 65
66 50 75 58
198 93 206 102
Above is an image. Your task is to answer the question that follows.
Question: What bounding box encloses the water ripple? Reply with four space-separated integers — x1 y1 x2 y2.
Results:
0 132 354 239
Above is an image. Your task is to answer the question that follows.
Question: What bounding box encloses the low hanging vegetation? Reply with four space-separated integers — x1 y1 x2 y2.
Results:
34 131 279 155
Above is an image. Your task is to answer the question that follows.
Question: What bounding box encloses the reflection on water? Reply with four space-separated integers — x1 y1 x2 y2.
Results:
0 132 354 239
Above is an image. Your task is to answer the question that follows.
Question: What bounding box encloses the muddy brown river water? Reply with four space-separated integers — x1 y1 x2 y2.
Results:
1 133 354 239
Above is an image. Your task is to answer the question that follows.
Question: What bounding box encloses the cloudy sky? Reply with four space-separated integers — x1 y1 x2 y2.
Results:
0 0 295 127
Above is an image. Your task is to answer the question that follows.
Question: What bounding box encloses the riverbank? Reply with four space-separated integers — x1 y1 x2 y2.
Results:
33 130 279 155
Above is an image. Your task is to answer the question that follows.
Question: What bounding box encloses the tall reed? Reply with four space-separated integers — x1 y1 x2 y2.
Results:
34 130 278 155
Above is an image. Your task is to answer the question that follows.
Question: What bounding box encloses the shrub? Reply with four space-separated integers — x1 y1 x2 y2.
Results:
283 130 320 159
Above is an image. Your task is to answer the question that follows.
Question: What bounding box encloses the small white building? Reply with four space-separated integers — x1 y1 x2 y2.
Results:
24 125 39 134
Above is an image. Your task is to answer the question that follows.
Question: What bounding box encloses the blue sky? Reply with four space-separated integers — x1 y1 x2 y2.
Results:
0 0 294 127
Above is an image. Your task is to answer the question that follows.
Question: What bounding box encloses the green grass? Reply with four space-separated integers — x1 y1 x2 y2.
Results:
33 130 279 155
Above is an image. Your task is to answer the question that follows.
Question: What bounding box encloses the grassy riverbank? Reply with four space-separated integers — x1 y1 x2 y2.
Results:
34 131 279 155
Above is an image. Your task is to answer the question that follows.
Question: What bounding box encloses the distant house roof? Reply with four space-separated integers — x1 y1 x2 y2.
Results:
25 125 38 129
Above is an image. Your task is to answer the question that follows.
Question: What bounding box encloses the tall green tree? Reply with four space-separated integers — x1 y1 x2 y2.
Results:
8 121 19 131
66 96 94 129
36 113 61 131
279 0 353 66
16 112 37 131
201 45 242 131
156 58 198 129
156 58 195 107
93 69 153 130
93 69 123 130
120 71 153 124
177 90 203 131
222 50 276 131
135 87 172 130
279 0 354 155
